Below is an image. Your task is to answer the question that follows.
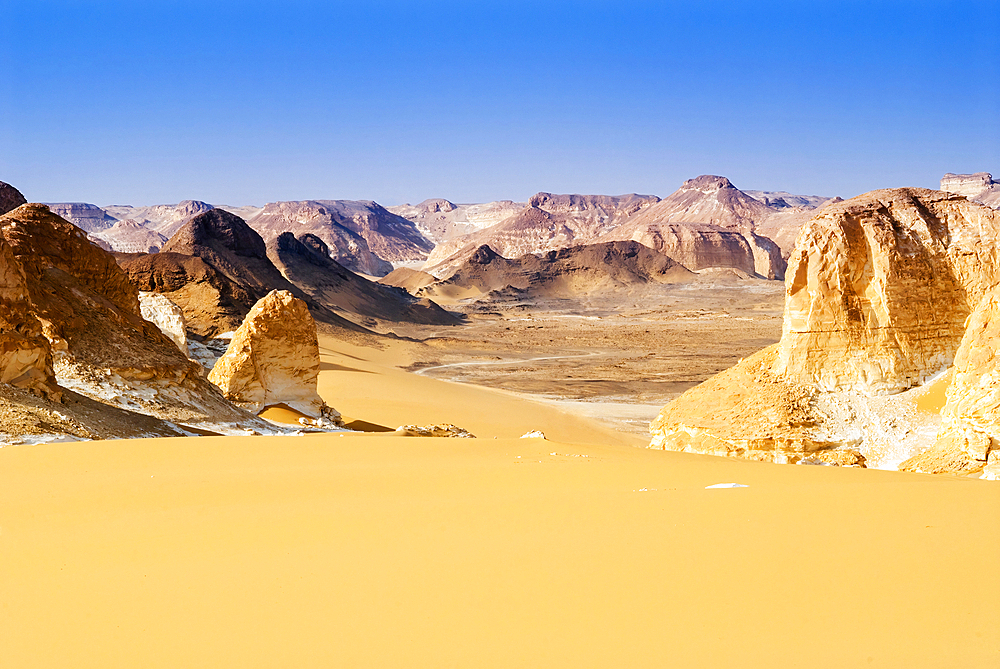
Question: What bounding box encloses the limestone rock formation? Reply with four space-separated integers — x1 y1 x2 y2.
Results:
247 200 433 274
208 290 336 419
117 208 367 336
267 232 461 325
0 181 27 216
396 424 476 438
596 222 760 276
93 218 168 253
139 292 189 356
0 204 258 426
941 172 1000 209
418 241 695 302
900 285 1000 475
377 267 439 292
0 226 60 400
42 202 118 232
650 188 1000 467
775 188 1000 394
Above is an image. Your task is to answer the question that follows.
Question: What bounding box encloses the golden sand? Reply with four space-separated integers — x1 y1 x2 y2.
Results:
1 335 998 667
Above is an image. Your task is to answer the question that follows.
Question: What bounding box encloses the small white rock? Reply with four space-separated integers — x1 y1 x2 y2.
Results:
704 483 749 489
520 430 546 439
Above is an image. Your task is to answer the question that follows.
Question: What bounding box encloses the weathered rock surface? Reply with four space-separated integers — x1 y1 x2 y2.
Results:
139 292 189 356
93 218 168 253
268 232 461 325
776 188 1000 394
396 424 476 438
208 290 336 419
0 225 59 400
42 202 118 232
596 222 760 276
650 188 1000 468
0 181 27 216
900 285 1000 475
377 267 439 292
0 204 260 426
247 200 433 274
418 241 695 302
117 209 367 337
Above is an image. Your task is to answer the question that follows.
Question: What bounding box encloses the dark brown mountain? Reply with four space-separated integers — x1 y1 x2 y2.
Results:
268 232 462 325
0 181 27 216
117 209 367 337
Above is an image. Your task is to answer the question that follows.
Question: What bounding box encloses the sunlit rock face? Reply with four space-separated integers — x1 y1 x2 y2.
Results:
940 172 996 198
901 285 1000 475
42 202 118 233
208 290 337 420
775 188 1000 394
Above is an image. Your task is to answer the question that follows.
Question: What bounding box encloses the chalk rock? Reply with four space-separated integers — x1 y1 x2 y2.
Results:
900 285 1000 475
208 290 335 418
396 424 476 438
775 188 1000 394
94 218 168 253
42 202 117 232
520 430 546 439
139 292 189 356
0 224 60 400
0 181 27 216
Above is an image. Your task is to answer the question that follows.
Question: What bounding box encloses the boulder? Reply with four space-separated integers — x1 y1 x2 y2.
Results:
208 290 337 419
139 292 189 356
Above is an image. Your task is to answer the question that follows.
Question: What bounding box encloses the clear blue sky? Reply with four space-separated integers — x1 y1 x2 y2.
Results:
2 0 997 206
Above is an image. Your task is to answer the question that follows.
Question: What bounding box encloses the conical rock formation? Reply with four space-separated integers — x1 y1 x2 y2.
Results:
208 290 338 420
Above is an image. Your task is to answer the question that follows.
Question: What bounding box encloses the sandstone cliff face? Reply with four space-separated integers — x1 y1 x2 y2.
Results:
208 290 336 419
775 188 1000 394
649 188 1000 468
596 222 758 275
267 232 460 325
0 225 59 400
0 181 27 216
940 172 1000 210
0 204 258 425
900 286 1000 475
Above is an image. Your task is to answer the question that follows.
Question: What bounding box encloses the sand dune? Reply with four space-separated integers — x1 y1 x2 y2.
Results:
1 332 998 667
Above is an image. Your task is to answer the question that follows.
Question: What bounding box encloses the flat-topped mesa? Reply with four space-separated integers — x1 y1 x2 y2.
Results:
901 285 1000 476
775 188 1000 394
42 202 118 233
0 181 27 216
208 290 338 421
940 172 996 198
0 227 60 401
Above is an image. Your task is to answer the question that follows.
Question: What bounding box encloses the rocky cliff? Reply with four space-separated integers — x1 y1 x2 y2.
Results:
388 198 525 244
93 218 169 253
649 188 1000 467
900 285 1000 476
104 200 215 238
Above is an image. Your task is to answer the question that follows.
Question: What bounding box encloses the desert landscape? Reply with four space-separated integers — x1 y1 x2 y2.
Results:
3 3 999 666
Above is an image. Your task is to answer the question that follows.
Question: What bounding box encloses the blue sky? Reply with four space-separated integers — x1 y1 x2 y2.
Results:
2 1 997 206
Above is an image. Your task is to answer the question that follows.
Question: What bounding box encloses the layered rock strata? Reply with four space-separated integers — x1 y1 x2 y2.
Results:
208 290 337 420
